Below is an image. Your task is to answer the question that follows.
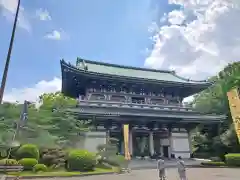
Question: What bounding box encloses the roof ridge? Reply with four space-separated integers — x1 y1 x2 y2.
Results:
77 57 174 74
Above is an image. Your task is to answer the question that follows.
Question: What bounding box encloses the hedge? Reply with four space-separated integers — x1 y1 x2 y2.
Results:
67 150 96 171
18 158 38 170
17 144 39 160
33 164 48 172
201 161 225 167
225 153 240 167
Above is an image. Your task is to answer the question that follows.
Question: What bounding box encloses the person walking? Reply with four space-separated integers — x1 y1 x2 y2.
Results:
157 156 166 180
177 156 187 180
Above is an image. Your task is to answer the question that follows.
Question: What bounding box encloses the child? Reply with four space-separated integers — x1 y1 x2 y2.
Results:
177 156 187 180
157 156 166 180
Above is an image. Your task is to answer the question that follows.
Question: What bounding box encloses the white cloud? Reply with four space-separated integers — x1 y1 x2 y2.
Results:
145 0 240 80
36 8 51 21
0 0 31 31
168 10 186 25
45 30 61 40
44 30 68 40
3 77 61 103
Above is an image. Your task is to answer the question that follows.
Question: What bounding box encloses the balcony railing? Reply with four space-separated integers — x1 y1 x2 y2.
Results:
77 99 194 112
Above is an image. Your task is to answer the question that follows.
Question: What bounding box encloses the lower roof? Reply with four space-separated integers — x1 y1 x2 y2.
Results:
66 105 225 124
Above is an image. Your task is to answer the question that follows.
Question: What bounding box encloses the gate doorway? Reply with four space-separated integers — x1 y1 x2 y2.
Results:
163 146 169 158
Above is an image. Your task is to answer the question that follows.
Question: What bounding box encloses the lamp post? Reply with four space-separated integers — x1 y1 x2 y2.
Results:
0 0 21 104
6 100 29 159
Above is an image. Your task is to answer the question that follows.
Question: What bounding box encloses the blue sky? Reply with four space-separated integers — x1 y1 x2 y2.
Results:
1 0 232 102
0 0 178 92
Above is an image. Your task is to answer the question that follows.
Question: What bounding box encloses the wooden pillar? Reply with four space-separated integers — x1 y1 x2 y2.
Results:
129 130 133 155
123 124 131 160
149 131 154 156
104 122 110 144
168 124 173 158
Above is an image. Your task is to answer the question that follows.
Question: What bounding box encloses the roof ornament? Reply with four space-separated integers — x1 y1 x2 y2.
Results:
76 57 81 69
82 60 88 71
76 57 88 70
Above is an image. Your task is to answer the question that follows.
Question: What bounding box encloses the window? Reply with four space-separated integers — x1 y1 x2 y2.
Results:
89 94 105 100
132 97 145 104
151 98 164 105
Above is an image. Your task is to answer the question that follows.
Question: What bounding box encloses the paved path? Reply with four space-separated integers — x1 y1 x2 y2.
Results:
129 159 204 169
20 168 240 180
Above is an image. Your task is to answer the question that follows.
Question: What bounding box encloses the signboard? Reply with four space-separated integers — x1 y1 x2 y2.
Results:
234 117 240 137
123 124 131 160
227 88 240 143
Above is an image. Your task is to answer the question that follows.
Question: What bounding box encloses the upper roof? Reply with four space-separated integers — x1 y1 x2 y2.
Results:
61 58 211 86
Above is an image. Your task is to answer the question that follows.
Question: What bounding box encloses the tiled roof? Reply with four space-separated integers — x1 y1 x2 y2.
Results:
61 58 210 85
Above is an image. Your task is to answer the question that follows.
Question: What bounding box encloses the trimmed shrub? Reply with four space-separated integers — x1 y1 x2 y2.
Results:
17 144 39 160
201 161 225 167
33 164 48 172
225 153 240 167
40 154 55 166
18 158 38 170
0 159 18 166
39 148 66 167
67 150 96 171
9 146 21 159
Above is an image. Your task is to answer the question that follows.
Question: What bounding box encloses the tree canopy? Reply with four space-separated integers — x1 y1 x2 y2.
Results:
192 61 240 158
0 92 88 151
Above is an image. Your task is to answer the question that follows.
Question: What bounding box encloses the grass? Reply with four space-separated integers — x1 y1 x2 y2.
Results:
6 168 116 177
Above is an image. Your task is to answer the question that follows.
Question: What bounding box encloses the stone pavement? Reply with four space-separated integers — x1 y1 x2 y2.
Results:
18 168 240 180
128 158 205 169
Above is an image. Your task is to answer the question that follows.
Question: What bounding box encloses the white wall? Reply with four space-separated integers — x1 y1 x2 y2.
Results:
171 132 190 158
83 131 107 153
160 138 170 146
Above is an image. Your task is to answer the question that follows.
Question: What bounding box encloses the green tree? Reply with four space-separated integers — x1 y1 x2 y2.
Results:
38 92 89 148
0 102 21 156
192 61 240 158
39 92 77 110
0 92 89 150
219 62 240 93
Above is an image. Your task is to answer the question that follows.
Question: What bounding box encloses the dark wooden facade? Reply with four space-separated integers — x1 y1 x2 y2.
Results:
60 58 226 157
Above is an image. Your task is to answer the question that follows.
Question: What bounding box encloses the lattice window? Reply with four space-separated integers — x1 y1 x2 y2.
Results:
151 98 165 105
89 94 105 100
111 95 126 102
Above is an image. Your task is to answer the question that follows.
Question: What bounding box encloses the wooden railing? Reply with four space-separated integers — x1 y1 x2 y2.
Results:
78 100 194 112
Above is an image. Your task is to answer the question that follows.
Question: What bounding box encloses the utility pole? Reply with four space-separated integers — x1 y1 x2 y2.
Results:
0 0 21 104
